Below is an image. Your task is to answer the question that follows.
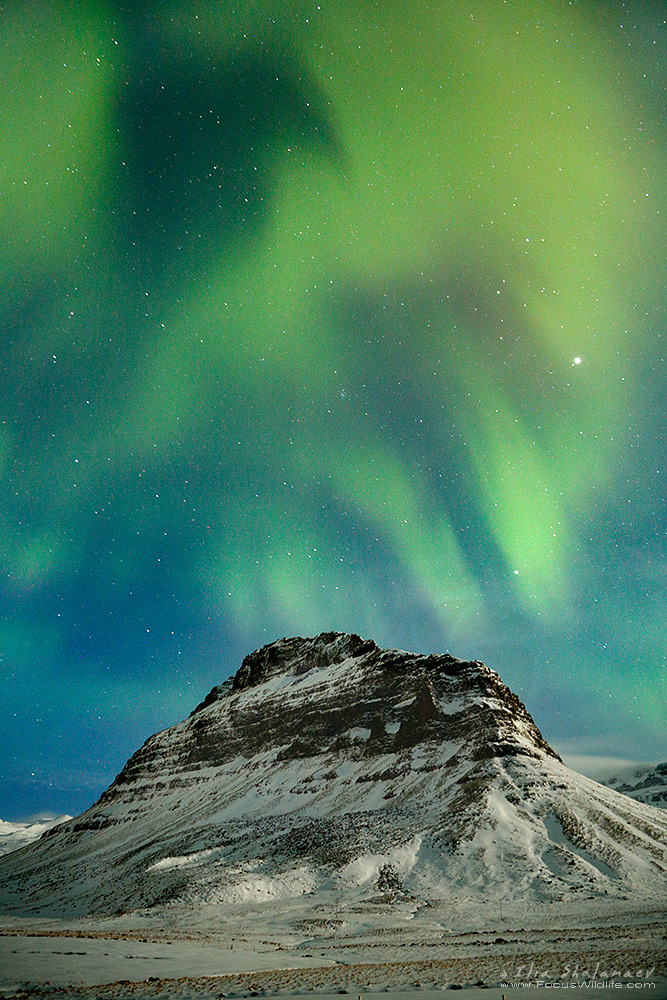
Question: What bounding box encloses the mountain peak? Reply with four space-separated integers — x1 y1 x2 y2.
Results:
187 632 558 767
233 631 379 692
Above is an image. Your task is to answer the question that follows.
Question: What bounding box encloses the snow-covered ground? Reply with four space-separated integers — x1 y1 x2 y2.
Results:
1 894 665 1000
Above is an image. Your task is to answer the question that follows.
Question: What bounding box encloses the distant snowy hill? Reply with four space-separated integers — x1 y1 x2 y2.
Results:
0 632 666 918
564 756 667 809
597 762 667 809
0 815 71 857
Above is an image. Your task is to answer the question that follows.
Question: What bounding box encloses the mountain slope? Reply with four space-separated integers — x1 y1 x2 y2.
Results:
1 632 666 918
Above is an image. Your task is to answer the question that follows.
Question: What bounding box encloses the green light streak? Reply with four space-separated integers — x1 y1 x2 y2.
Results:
327 442 485 637
0 7 113 287
450 379 576 616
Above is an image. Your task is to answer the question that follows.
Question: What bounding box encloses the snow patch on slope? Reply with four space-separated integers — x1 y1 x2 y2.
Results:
182 862 319 905
339 835 423 887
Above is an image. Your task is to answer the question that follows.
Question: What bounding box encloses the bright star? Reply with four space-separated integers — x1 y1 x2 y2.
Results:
573 356 582 365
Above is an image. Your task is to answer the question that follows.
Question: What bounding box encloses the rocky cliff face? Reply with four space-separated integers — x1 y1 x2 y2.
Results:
103 631 558 798
1 633 666 918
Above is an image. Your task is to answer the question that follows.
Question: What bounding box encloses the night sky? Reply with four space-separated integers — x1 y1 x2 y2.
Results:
2 1 667 820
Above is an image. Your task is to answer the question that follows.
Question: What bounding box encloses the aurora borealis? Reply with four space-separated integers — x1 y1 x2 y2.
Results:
2 1 667 819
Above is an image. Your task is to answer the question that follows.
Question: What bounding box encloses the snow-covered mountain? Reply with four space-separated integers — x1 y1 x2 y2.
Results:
1 632 666 918
597 761 667 809
0 815 71 857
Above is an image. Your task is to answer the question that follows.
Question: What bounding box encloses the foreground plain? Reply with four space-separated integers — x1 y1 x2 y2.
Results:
1 895 666 1000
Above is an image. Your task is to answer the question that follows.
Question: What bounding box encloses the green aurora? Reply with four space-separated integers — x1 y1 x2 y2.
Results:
2 0 666 816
